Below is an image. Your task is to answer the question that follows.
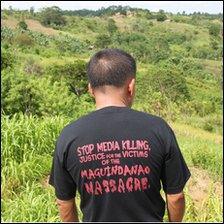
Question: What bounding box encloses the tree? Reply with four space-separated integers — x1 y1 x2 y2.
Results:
39 6 66 27
9 6 13 15
30 6 35 16
107 18 118 34
156 10 167 22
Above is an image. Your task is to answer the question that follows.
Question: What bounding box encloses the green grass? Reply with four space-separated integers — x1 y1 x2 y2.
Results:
1 114 223 222
171 122 223 180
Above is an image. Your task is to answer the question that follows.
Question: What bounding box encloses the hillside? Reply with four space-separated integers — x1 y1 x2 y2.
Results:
1 6 223 222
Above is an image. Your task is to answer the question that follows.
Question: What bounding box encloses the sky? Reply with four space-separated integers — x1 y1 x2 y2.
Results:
1 1 223 14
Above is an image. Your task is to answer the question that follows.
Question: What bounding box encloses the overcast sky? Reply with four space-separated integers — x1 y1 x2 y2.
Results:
1 1 223 14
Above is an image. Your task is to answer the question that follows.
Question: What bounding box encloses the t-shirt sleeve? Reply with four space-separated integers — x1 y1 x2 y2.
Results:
49 136 77 200
161 123 191 194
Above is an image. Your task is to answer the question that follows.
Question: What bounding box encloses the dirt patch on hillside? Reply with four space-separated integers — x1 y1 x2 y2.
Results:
187 167 223 208
25 19 59 35
1 18 59 36
1 18 17 28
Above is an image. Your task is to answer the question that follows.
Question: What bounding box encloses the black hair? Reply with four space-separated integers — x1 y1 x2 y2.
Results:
87 48 136 88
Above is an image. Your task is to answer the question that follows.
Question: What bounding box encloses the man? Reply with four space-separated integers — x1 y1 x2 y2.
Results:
49 49 191 222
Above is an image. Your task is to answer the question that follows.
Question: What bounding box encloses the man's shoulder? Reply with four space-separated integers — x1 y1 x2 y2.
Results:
58 108 170 141
130 108 168 126
60 112 94 137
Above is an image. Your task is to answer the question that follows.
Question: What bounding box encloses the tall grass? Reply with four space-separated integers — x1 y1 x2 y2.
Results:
1 115 223 222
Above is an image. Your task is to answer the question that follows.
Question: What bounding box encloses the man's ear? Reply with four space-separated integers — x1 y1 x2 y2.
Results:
88 83 95 97
128 78 135 97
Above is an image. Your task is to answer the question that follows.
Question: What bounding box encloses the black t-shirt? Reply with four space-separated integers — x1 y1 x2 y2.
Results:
49 106 191 222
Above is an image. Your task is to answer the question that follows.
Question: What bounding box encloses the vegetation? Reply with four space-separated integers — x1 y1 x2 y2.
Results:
1 5 223 222
156 9 167 21
39 6 66 28
18 20 28 30
208 23 221 36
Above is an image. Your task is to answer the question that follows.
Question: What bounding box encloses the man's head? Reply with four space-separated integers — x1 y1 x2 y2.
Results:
87 49 136 108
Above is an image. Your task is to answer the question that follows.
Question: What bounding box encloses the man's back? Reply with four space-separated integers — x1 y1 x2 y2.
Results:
49 106 190 222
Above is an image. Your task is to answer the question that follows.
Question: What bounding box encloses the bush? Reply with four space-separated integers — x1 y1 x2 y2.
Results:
131 19 152 33
84 19 97 31
166 32 187 45
146 36 171 62
35 76 93 117
28 30 52 46
18 21 28 30
1 48 14 70
95 33 112 48
210 38 219 50
208 23 221 36
45 60 88 95
1 72 42 115
1 69 93 117
179 58 203 71
23 58 43 75
14 33 34 48
148 65 190 102
54 35 87 54
107 18 118 34
35 48 40 55
1 27 15 44
156 10 167 22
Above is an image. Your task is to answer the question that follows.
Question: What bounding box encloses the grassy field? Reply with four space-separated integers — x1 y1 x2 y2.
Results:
1 6 223 222
1 115 223 222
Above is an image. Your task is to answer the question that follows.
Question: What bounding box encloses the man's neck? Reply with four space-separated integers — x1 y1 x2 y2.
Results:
95 97 128 110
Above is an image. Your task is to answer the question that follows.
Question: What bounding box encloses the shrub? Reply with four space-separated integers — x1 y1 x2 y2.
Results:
35 76 93 117
1 48 14 70
35 48 40 55
173 15 182 23
23 58 43 76
85 19 97 31
45 60 88 95
95 33 112 48
210 38 219 50
146 36 171 62
14 33 34 48
148 66 190 102
131 20 152 33
166 32 187 45
179 58 203 71
1 27 14 44
1 71 42 116
208 23 221 36
28 30 52 46
107 18 118 34
18 21 28 30
54 35 87 54
156 10 167 22
191 45 218 60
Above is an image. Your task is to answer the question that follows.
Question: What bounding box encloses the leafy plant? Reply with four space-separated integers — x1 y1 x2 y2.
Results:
18 21 28 30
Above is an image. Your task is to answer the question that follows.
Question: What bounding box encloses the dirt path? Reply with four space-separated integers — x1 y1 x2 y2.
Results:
187 167 223 208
